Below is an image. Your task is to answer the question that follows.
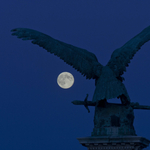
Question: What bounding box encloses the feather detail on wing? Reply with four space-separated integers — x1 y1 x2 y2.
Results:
11 28 103 79
107 25 150 77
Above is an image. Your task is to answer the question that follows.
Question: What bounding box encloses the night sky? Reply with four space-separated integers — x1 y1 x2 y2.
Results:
1 1 150 150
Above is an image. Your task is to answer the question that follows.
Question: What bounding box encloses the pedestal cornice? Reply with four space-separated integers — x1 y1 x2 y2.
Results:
77 136 150 150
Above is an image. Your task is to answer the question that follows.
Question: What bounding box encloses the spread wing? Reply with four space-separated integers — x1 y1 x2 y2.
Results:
11 28 103 79
107 25 150 77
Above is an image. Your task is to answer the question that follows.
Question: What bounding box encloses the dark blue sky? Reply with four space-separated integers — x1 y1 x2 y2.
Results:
1 0 150 149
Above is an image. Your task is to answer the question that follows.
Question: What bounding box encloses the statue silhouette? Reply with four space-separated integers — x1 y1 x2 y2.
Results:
11 26 150 136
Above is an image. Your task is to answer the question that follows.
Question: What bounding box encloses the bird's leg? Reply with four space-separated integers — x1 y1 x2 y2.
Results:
96 99 107 107
119 94 130 105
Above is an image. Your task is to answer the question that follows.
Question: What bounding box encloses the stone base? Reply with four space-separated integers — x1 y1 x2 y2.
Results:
77 136 150 150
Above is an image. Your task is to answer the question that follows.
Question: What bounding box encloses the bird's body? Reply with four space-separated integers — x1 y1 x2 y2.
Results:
92 65 130 104
11 26 150 105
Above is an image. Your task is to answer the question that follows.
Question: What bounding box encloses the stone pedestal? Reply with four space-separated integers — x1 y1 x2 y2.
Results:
77 136 150 150
92 102 136 136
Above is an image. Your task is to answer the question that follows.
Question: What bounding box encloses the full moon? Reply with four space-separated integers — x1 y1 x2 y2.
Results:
57 72 74 89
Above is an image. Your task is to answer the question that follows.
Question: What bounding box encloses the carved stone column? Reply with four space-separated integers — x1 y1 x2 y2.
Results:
77 136 150 150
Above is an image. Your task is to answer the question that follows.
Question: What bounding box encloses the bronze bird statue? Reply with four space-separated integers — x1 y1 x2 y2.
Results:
11 26 150 106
